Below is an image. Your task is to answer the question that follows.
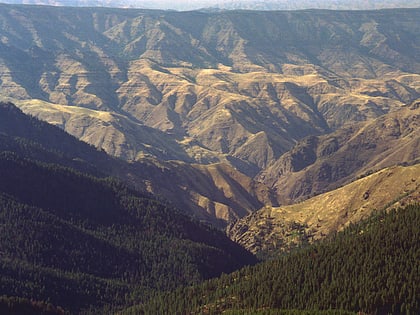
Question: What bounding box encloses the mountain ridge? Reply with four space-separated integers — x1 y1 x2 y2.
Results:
229 162 420 256
0 101 257 313
0 5 419 313
0 4 419 227
259 101 420 203
2 0 420 11
0 101 275 227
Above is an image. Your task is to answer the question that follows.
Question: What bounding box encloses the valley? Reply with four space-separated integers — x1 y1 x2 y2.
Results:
0 101 257 313
0 3 419 314
0 5 419 226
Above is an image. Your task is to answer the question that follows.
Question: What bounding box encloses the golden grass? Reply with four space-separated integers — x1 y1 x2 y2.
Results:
231 164 420 254
16 99 115 122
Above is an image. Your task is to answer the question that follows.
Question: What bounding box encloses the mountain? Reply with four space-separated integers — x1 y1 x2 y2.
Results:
0 5 419 226
0 103 257 313
0 5 419 313
129 203 420 314
259 101 420 203
1 5 419 174
0 101 274 227
229 162 420 256
2 0 420 10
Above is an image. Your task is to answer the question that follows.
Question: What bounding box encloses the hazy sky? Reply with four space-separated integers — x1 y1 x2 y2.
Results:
4 0 420 10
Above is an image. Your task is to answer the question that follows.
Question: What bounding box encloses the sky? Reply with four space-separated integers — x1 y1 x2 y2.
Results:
3 0 420 10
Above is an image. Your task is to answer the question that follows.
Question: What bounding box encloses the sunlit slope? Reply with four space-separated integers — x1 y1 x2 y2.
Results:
0 102 276 227
0 6 419 174
259 102 420 203
229 163 420 255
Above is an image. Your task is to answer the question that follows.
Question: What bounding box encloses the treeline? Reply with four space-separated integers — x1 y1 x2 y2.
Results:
0 153 256 313
0 296 67 315
133 204 420 314
0 102 256 313
0 102 106 164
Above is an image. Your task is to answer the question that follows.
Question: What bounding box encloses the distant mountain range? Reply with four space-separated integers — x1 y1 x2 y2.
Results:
0 4 419 227
0 3 419 313
2 0 420 10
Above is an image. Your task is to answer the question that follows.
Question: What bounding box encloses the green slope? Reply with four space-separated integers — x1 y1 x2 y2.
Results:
0 103 257 313
134 204 420 314
0 296 66 315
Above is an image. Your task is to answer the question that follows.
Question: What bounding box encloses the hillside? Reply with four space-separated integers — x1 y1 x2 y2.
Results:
0 5 419 313
129 203 420 314
0 5 419 175
0 102 274 227
229 163 420 256
259 101 420 203
0 5 419 228
0 106 257 313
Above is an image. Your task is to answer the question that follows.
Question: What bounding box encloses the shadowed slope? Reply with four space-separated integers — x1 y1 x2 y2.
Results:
0 104 257 312
0 101 275 227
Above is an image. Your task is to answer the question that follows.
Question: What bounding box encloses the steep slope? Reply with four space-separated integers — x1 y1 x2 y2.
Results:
0 102 274 227
128 159 278 225
229 163 420 256
16 99 191 161
132 204 420 314
0 139 256 313
259 101 420 203
0 5 419 175
1 6 419 227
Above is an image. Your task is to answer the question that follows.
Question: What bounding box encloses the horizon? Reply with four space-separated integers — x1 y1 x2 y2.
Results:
2 0 420 11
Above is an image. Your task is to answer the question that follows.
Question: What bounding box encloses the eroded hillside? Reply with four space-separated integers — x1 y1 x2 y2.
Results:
1 6 419 171
0 5 419 226
259 101 420 203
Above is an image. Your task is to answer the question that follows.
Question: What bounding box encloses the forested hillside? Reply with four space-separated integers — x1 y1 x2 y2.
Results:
134 204 420 314
0 103 256 313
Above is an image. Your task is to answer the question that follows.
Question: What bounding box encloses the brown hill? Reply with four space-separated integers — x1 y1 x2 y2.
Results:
1 6 419 174
123 159 278 227
0 5 419 226
228 163 420 256
259 101 420 203
15 99 191 161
